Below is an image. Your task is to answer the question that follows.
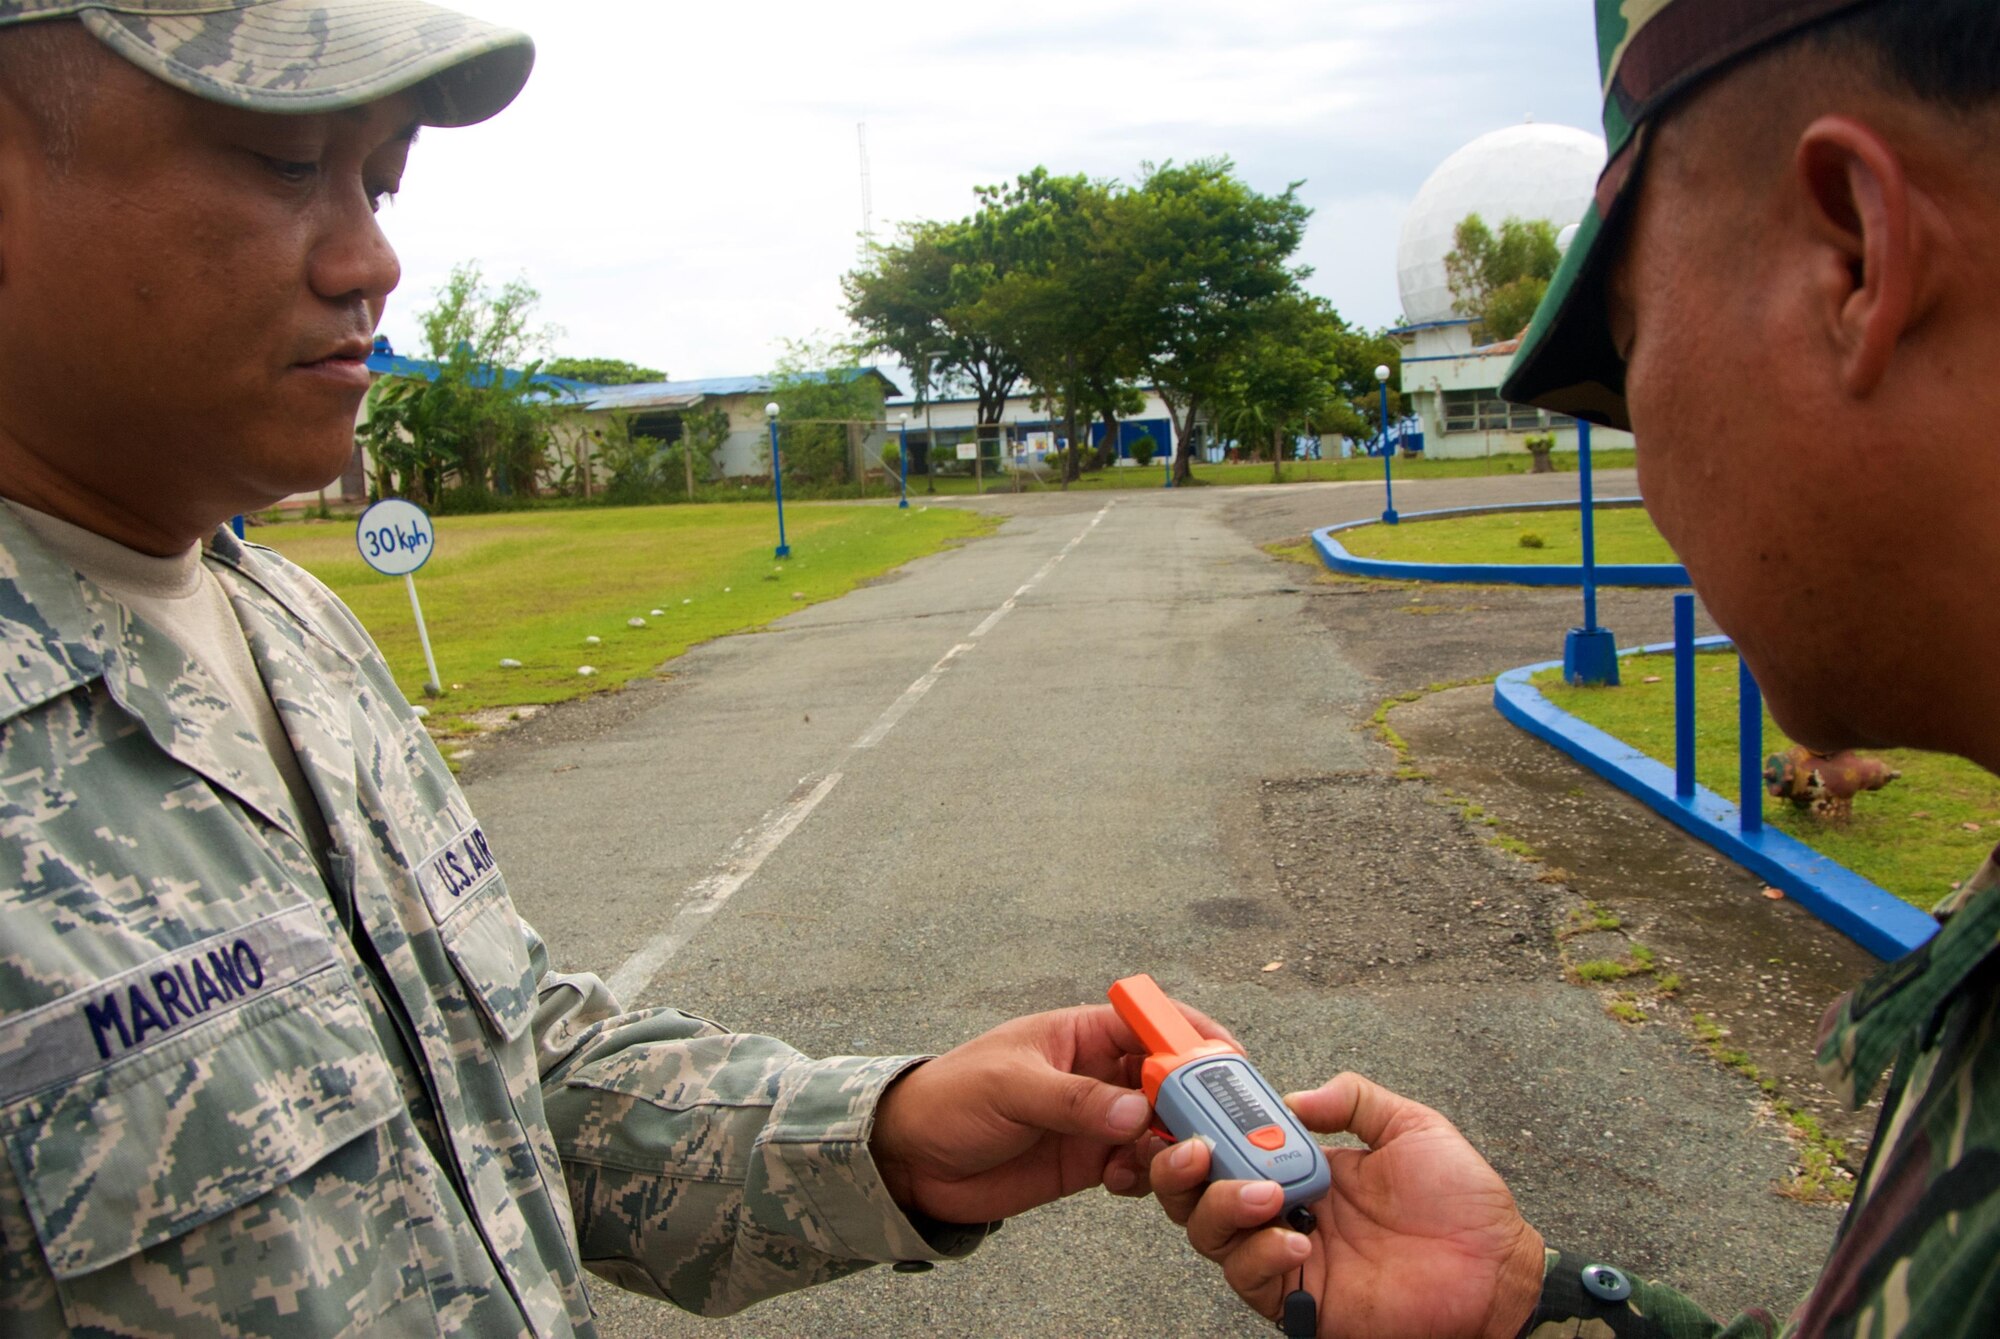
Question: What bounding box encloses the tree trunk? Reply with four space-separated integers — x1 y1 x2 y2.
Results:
1063 402 1081 488
1165 394 1199 485
1272 426 1284 483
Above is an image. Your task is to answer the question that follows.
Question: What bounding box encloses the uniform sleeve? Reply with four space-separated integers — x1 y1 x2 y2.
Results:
525 937 993 1317
1520 1251 1780 1339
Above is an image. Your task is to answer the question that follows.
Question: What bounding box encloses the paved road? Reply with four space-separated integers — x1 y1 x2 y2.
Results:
465 473 1844 1337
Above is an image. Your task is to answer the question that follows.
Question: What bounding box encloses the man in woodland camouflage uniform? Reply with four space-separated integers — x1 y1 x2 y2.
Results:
1152 1 2000 1335
0 4 1194 1334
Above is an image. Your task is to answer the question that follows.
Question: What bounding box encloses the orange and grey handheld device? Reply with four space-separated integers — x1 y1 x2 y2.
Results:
1109 973 1330 1235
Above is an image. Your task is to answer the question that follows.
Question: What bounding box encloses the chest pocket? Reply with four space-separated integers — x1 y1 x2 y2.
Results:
0 915 437 1335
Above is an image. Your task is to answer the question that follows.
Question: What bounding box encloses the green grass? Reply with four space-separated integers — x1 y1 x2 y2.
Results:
1337 506 1676 567
1538 652 2000 908
886 448 1640 496
256 503 994 719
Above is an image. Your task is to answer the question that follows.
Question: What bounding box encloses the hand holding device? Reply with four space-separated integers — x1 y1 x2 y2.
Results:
1149 1071 1547 1339
1108 973 1331 1234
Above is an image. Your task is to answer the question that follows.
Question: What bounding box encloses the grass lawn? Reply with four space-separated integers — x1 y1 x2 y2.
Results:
1337 506 1677 567
257 503 994 722
906 447 1639 496
1538 652 2000 908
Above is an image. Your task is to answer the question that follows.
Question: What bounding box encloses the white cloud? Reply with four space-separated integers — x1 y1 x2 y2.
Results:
378 0 1603 378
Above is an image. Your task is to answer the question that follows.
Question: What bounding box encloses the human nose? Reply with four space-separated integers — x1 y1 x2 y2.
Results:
308 187 402 315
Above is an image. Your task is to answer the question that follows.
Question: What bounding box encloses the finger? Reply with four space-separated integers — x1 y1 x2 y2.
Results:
1149 1136 1213 1225
1101 1144 1150 1198
996 1065 1152 1142
1285 1072 1437 1148
1184 1179 1288 1260
1219 1226 1314 1314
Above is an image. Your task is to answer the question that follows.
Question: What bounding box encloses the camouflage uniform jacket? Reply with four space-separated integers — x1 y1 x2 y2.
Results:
1523 857 2000 1339
0 508 983 1337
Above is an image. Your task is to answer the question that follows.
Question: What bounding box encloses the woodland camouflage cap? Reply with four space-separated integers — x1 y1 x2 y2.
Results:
1502 0 1880 429
0 0 532 128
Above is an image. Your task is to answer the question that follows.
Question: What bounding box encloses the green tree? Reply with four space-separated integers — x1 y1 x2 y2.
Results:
1110 159 1313 484
544 356 666 386
1210 293 1367 480
1444 213 1562 344
766 338 887 484
965 170 1149 485
359 262 568 507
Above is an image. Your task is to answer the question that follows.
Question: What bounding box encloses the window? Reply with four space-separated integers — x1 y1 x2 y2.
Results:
1441 390 1545 434
1442 390 1481 433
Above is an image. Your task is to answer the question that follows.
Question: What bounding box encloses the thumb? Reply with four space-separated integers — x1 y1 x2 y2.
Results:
1285 1072 1433 1147
998 1067 1153 1141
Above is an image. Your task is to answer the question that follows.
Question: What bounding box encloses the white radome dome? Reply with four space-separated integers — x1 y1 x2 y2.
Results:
1396 123 1606 328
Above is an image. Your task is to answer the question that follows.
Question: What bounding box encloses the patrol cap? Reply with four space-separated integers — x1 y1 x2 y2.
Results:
0 0 533 128
1501 0 1879 429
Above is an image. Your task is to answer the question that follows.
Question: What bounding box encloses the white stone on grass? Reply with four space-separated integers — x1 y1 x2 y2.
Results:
628 617 647 628
411 705 430 720
499 658 523 669
577 666 598 678
584 635 602 646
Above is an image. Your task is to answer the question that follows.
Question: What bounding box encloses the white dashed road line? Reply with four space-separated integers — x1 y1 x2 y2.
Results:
605 502 1116 999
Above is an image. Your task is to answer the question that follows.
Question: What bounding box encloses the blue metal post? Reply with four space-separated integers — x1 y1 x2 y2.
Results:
1740 658 1765 833
1674 593 1697 802
1579 419 1599 632
230 515 246 539
897 420 909 510
1562 419 1619 685
769 417 791 559
1379 380 1399 525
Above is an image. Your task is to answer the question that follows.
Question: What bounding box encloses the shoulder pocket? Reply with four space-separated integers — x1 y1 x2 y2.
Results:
441 893 539 1044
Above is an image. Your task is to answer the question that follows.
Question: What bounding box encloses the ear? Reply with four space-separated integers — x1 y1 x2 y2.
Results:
1793 116 1923 398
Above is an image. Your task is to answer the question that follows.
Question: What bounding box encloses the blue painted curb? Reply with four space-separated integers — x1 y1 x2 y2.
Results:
1313 499 1691 587
1493 643 1938 961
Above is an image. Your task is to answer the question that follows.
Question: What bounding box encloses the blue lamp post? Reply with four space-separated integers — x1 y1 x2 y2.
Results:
896 412 910 510
766 402 791 559
1562 418 1619 684
1375 363 1398 525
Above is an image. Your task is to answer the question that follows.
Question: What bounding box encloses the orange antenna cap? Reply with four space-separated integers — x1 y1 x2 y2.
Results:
1109 974 1242 1102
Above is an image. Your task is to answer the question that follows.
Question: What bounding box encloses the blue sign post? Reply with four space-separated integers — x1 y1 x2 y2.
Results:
766 403 791 559
1674 593 1698 802
1562 419 1620 685
356 498 441 698
1740 660 1765 833
1375 365 1398 524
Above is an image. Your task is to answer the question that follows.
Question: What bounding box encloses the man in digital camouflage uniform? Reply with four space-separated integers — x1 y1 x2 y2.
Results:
0 4 1198 1334
1152 0 2000 1335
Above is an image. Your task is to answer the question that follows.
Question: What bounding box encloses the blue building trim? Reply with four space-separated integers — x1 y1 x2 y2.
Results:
1311 501 1690 588
1493 646 1937 961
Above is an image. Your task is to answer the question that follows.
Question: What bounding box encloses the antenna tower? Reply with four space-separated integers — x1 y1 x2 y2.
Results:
858 122 875 249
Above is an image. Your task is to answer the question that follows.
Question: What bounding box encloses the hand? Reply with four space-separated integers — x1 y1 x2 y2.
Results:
1151 1073 1545 1339
870 1003 1231 1225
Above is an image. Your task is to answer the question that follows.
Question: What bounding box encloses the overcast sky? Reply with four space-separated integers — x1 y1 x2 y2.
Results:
376 0 1606 383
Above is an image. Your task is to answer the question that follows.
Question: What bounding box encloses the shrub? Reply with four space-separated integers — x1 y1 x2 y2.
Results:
1130 434 1160 467
1518 532 1547 550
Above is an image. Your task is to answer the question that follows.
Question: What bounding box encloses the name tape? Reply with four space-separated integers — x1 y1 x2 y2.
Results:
0 904 338 1106
414 823 504 927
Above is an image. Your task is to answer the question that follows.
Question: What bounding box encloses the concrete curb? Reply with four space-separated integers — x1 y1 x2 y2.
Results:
1493 642 1937 961
1312 499 1691 587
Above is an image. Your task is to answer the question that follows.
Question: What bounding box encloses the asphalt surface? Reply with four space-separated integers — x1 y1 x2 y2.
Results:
464 472 1853 1337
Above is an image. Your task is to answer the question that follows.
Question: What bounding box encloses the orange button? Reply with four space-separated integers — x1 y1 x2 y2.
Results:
1247 1125 1287 1151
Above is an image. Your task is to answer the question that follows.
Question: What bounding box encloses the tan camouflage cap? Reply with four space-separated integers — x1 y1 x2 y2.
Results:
1501 0 1879 429
0 0 533 127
